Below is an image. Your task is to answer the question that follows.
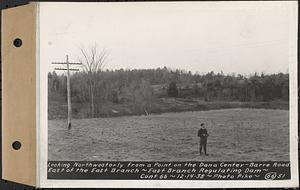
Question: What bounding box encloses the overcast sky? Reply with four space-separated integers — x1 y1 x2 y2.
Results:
40 1 297 75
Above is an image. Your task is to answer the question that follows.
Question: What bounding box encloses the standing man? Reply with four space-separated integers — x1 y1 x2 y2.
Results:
198 123 209 156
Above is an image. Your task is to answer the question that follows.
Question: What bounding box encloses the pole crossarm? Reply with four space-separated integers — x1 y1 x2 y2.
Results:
54 68 80 71
52 62 82 65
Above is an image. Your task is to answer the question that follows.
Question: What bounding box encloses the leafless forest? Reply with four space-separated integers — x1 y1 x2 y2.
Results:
48 46 289 119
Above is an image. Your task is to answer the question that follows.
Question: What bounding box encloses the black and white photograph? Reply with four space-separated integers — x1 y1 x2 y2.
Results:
45 2 294 162
38 1 298 186
1 1 298 188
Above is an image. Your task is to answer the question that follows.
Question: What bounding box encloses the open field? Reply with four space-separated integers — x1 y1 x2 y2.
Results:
49 97 289 119
48 108 289 161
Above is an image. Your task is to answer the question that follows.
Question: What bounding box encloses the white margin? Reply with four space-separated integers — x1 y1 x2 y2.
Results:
38 1 299 188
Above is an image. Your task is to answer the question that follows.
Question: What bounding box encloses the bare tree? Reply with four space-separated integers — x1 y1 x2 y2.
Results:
79 44 109 118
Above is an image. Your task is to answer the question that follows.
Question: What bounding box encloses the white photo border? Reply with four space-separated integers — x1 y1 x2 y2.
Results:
37 1 298 188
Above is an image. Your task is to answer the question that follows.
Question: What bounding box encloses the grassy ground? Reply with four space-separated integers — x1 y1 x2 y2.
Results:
48 108 289 161
49 97 289 119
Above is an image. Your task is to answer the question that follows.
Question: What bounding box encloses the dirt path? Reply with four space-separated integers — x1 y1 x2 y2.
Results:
48 108 289 161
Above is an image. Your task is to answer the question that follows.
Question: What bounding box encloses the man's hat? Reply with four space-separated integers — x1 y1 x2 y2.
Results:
200 123 205 126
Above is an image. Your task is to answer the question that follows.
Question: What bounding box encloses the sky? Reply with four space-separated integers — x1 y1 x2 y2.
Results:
39 1 297 75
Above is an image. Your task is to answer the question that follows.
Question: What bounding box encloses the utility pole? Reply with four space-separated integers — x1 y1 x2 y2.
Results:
52 55 81 130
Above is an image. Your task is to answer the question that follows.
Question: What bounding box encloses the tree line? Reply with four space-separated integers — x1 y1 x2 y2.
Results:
48 67 289 118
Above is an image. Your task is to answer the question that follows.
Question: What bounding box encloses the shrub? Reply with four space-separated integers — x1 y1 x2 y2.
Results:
167 82 179 97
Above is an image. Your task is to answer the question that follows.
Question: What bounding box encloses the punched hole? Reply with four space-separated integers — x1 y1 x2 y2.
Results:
13 38 22 47
12 141 21 150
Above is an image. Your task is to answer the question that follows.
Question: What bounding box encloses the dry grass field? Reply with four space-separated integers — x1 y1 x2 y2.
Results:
48 108 289 161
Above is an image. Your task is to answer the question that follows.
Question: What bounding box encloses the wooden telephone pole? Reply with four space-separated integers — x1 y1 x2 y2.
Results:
52 55 81 130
